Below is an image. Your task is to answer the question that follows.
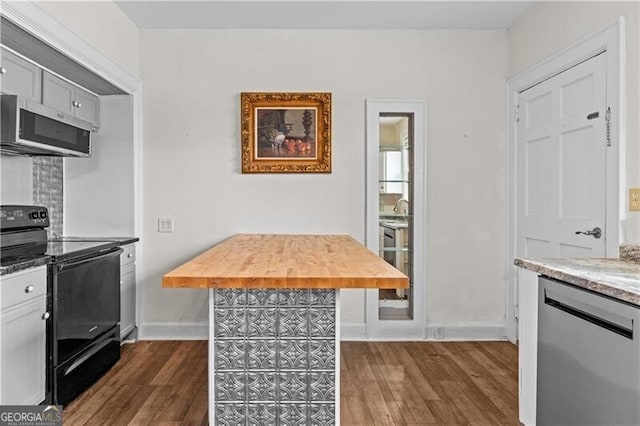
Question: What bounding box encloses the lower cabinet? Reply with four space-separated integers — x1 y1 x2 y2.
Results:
0 266 47 405
120 244 136 341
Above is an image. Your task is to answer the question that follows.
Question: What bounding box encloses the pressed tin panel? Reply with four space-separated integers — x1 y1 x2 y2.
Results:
213 289 336 425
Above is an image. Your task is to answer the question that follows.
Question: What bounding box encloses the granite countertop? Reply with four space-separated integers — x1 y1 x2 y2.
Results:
1 256 51 276
1 237 138 277
515 244 640 306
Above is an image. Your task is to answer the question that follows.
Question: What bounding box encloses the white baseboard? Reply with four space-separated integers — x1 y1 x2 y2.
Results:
341 322 507 341
340 322 367 340
138 321 208 340
424 323 508 341
136 321 507 342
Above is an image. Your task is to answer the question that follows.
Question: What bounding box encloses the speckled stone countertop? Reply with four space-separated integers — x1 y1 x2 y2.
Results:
515 246 640 306
0 256 51 276
620 244 640 263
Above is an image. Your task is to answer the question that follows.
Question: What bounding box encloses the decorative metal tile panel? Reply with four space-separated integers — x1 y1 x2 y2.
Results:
33 157 63 238
278 404 308 426
215 403 245 426
309 372 335 401
214 308 246 338
247 340 276 369
309 289 336 306
214 288 247 307
310 308 336 338
215 340 246 370
309 340 335 370
247 308 277 337
279 340 309 370
213 289 337 425
310 403 336 426
247 403 277 426
215 372 245 402
277 308 309 338
278 371 308 401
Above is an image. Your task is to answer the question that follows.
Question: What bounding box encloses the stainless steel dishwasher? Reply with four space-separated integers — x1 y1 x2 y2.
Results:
538 276 640 425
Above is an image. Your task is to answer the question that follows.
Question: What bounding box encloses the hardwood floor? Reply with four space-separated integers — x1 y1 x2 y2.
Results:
63 340 518 425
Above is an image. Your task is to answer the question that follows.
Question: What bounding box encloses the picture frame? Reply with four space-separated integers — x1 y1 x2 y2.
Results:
241 92 332 173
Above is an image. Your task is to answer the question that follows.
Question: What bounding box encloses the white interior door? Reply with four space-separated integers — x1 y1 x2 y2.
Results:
517 52 607 259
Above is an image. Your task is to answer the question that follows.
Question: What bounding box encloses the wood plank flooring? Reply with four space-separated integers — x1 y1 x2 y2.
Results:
63 340 518 425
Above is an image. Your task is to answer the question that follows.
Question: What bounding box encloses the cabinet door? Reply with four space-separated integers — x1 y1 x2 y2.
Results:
42 71 74 115
120 265 136 340
0 49 41 102
0 296 47 405
74 87 100 127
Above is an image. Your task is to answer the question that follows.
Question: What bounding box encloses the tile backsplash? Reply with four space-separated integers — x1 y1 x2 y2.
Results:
32 157 63 237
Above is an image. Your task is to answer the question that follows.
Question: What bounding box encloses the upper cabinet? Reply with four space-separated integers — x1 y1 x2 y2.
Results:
43 71 99 128
0 49 41 102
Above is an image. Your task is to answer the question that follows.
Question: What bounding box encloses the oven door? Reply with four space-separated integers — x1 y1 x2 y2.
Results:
51 247 122 365
383 227 396 266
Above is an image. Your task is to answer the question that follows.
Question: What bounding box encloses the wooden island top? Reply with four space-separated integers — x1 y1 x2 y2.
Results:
162 234 408 289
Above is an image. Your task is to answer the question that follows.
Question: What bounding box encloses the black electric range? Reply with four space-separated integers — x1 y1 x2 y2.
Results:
0 205 128 406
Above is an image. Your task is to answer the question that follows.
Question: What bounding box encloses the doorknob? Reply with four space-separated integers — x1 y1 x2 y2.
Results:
575 227 602 239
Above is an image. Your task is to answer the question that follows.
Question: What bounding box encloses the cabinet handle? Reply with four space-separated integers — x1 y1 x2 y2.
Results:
0 67 6 74
120 280 124 285
42 312 50 320
72 101 82 108
127 253 133 258
25 285 34 293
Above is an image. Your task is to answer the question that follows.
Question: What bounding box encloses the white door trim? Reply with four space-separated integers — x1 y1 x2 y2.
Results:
365 99 427 339
2 2 145 339
505 19 625 342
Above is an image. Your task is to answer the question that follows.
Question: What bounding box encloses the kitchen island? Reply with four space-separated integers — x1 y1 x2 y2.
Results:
163 234 408 425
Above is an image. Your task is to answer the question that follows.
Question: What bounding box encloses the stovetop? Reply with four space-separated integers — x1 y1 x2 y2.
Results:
45 239 121 262
1 238 121 270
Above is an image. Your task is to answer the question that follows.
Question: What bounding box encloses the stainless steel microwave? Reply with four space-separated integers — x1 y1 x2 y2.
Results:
1 94 92 157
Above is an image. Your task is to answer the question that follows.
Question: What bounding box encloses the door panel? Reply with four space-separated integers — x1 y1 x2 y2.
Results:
517 53 607 258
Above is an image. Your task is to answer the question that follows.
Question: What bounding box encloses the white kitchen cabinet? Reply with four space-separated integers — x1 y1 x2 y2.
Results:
120 244 136 341
42 70 99 128
0 266 47 405
0 48 41 102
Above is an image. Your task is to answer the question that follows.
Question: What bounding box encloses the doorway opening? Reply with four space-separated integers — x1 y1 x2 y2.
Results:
378 114 413 320
366 99 426 339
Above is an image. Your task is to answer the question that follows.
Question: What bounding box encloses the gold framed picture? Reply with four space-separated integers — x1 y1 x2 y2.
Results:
241 92 332 173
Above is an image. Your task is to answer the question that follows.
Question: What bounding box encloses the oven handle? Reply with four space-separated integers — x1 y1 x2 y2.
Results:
57 247 123 271
63 334 116 376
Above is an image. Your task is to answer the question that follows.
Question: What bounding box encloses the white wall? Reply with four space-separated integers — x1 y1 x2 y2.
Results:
509 1 640 244
0 155 33 204
140 29 508 336
65 96 135 236
34 1 140 78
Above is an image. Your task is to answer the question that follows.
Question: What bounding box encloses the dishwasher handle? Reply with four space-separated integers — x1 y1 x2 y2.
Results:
544 290 634 339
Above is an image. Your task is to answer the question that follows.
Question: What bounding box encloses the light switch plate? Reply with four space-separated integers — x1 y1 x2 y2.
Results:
630 188 640 212
158 217 174 233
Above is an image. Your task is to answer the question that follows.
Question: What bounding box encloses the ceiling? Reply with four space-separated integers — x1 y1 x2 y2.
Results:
115 1 534 30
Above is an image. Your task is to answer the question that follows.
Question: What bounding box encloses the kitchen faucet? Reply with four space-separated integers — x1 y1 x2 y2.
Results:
394 198 409 216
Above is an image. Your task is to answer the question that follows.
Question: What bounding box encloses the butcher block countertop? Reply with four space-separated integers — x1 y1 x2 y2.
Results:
162 234 409 289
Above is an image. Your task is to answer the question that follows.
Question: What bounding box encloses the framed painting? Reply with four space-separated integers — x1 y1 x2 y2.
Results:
241 92 332 173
